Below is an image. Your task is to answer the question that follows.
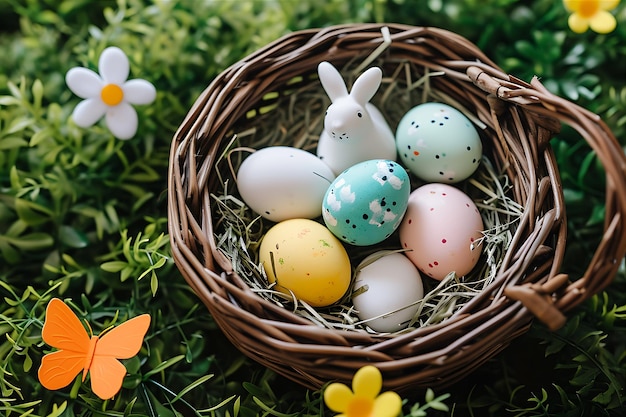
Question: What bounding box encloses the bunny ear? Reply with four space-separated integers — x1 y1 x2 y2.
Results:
318 61 348 102
350 67 383 106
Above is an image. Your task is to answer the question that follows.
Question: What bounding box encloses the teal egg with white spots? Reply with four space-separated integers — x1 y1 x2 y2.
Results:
395 102 482 183
322 159 410 246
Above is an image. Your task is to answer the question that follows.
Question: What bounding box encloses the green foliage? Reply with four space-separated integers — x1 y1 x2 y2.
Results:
457 268 626 416
0 0 624 416
403 389 450 416
99 220 172 296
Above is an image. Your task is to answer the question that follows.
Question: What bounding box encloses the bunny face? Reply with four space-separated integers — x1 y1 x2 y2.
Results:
324 98 370 141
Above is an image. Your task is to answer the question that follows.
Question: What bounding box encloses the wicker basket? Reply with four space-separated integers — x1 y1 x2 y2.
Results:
168 24 626 391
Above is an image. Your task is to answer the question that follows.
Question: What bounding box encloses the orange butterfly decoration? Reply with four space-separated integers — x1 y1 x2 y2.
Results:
38 298 151 400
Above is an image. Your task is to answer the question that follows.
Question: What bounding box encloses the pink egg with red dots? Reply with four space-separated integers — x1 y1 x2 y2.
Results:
399 183 484 280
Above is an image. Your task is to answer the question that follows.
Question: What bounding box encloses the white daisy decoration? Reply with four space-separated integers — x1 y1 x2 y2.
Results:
66 46 156 140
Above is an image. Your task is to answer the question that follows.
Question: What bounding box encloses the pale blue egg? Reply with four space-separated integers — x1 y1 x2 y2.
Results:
322 160 410 246
396 102 482 183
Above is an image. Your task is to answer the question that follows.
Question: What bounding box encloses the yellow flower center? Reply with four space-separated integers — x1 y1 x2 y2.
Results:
578 0 600 18
101 83 124 106
347 396 374 417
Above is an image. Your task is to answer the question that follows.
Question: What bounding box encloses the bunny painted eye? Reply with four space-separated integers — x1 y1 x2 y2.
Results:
357 111 363 118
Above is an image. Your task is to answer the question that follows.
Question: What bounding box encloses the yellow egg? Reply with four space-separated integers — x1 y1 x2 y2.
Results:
259 219 351 307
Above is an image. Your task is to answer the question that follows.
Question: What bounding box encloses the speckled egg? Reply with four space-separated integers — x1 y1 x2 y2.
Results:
322 160 410 246
395 102 482 183
399 183 484 280
259 219 351 307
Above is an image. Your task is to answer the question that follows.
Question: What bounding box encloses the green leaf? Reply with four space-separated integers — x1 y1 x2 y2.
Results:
592 386 614 405
9 165 21 190
198 394 238 413
5 220 29 239
30 127 54 147
243 382 268 399
6 117 33 134
123 356 141 375
150 271 158 296
428 400 449 412
514 40 535 59
0 240 21 264
251 397 298 417
577 151 598 184
6 81 22 101
123 397 139 416
145 389 176 417
37 9 61 25
143 355 185 378
425 387 434 403
32 79 43 109
586 204 606 226
1 232 54 251
58 225 89 248
23 351 33 372
170 374 214 402
120 265 134 281
0 96 21 106
0 137 28 150
45 401 68 417
101 261 128 273
15 198 53 226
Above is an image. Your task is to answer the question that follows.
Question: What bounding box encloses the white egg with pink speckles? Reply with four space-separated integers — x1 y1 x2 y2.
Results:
399 183 484 280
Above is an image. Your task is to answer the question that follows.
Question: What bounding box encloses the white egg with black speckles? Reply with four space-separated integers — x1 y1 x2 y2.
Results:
322 159 410 246
396 102 482 183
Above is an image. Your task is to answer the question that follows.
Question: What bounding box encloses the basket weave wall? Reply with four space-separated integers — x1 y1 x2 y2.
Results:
168 24 626 391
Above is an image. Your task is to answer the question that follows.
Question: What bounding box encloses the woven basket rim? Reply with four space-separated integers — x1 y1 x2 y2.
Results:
168 23 626 391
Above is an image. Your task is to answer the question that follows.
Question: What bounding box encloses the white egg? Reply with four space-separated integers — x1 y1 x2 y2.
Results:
236 146 335 222
351 251 424 333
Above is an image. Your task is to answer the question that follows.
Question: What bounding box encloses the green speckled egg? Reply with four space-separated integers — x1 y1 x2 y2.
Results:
322 160 410 246
396 102 482 183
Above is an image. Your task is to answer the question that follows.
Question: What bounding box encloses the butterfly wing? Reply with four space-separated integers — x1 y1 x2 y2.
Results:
96 314 151 358
88 355 129 400
38 298 91 390
88 314 150 399
41 298 91 350
38 350 85 390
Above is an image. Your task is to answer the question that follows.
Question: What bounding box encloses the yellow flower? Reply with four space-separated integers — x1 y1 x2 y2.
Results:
563 0 620 33
324 365 402 417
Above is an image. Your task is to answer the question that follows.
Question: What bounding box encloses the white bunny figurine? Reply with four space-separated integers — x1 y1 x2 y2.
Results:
316 61 397 175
